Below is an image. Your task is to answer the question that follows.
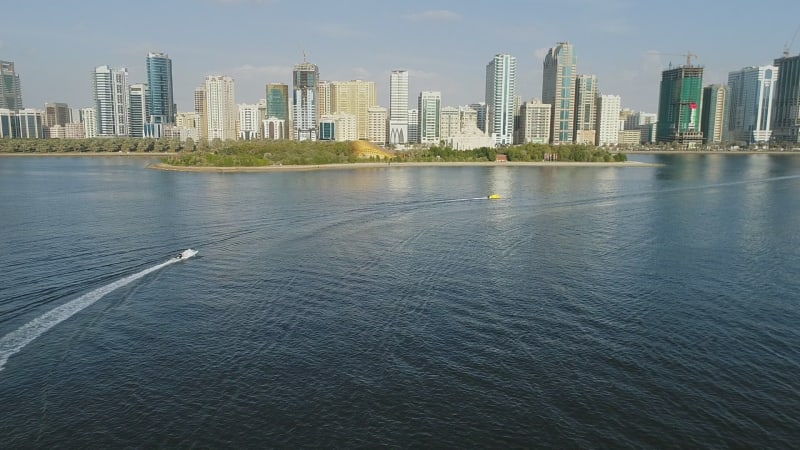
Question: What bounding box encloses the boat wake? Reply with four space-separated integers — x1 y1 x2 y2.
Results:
0 249 197 372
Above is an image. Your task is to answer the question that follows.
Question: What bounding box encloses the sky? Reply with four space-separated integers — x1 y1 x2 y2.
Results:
2 0 798 114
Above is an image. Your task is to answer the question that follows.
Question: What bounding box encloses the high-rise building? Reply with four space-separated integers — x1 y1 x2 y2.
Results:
194 85 207 141
80 108 98 138
93 65 130 136
725 65 778 144
516 99 551 144
0 108 43 138
317 80 332 121
418 91 441 145
0 109 43 138
0 61 23 111
542 42 577 144
146 52 175 125
440 106 461 140
407 108 419 144
368 106 387 145
319 113 357 142
772 54 800 143
293 61 319 141
204 75 236 141
43 102 71 127
485 54 517 146
574 74 597 144
656 65 704 145
389 70 409 145
128 83 149 138
623 110 656 130
596 94 621 146
702 84 727 144
238 103 261 140
266 83 290 140
459 106 479 132
330 80 377 140
469 102 487 132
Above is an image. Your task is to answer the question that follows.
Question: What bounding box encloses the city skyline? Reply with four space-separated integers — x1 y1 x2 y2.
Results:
2 0 797 114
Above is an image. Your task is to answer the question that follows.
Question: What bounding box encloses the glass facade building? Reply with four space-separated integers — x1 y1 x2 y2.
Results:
656 65 704 145
146 52 175 125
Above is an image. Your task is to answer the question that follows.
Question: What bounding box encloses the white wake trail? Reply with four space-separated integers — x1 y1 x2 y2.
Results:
0 251 195 371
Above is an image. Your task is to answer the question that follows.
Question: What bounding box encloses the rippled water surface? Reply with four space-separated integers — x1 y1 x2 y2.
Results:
1 154 799 447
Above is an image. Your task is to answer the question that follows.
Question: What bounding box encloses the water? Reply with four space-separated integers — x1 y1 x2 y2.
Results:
1 154 799 447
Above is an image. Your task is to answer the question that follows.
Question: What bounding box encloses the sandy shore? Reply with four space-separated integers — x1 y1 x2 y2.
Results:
148 160 658 173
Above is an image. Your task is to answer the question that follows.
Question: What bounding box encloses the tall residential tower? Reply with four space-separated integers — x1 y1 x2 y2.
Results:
0 61 23 111
293 61 319 141
542 42 577 144
203 75 236 141
266 83 290 139
389 70 409 145
146 52 175 125
574 74 597 144
93 65 130 136
485 53 517 146
418 91 441 145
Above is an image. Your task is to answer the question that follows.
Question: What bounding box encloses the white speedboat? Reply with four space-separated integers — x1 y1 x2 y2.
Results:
177 249 198 260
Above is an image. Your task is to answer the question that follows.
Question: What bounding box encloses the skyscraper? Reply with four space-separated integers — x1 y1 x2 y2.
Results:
389 70 409 145
702 84 727 144
725 65 778 144
656 65 704 145
418 91 441 145
485 54 517 146
574 74 597 144
772 54 800 143
146 52 175 125
293 61 319 141
93 65 130 136
204 75 236 141
129 83 149 138
266 83 290 140
542 42 577 144
0 61 23 111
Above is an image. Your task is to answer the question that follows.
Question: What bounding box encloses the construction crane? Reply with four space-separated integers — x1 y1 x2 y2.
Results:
784 24 800 57
647 51 699 67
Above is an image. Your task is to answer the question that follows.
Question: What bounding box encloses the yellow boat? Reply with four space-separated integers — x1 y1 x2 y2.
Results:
488 194 501 200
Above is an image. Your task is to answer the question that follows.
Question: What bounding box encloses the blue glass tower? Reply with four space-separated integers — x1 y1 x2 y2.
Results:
146 52 175 125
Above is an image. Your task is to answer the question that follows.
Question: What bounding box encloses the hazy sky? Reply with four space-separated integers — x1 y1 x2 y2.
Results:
2 0 798 114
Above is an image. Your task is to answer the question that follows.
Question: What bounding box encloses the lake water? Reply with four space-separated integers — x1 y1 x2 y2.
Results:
1 154 799 447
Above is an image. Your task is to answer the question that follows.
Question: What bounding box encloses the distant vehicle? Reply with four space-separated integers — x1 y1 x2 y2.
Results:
176 249 198 260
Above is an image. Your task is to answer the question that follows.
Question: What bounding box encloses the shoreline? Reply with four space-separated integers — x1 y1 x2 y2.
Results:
0 152 174 157
148 160 658 172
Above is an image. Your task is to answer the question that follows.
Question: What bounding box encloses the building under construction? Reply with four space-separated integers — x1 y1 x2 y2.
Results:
656 65 704 147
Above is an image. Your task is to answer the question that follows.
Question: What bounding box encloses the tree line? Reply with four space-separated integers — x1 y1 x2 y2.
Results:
0 137 627 165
